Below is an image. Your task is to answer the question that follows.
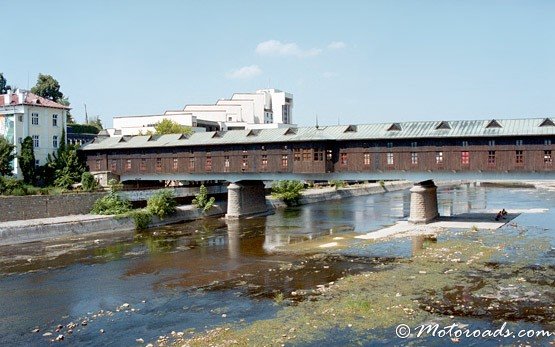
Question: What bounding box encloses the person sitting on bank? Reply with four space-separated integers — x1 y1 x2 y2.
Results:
501 209 508 216
495 211 503 221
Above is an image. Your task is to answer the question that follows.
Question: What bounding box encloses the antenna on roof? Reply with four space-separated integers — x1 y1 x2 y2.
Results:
84 103 88 124
315 114 319 129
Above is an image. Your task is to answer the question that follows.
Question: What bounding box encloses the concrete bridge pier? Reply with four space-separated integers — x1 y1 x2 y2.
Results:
408 180 439 224
225 181 269 219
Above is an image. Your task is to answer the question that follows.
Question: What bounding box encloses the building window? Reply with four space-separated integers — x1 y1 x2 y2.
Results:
435 151 443 164
387 142 393 149
140 158 147 171
224 156 230 172
488 140 495 147
313 149 324 161
52 114 58 127
363 153 371 165
261 154 268 169
156 158 162 172
52 135 58 148
31 113 39 125
18 137 23 144
411 152 418 165
461 151 470 165
462 141 469 147
35 159 40 168
294 149 301 162
205 156 212 171
125 159 132 171
242 155 248 171
515 150 524 165
516 139 523 146
18 115 23 122
488 151 496 165
189 157 195 170
544 150 552 165
281 154 288 168
95 159 101 171
111 160 117 172
340 153 347 166
387 153 394 165
411 142 418 148
545 139 552 146
32 135 39 148
172 158 178 171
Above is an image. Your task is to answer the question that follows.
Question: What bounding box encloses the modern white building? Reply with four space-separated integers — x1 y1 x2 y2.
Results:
0 89 69 176
111 89 294 136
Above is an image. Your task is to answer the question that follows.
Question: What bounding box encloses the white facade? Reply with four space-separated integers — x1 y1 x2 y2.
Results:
0 90 68 176
110 89 294 136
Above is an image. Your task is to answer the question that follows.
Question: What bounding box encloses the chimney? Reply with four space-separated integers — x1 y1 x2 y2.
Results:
16 89 25 104
4 89 12 105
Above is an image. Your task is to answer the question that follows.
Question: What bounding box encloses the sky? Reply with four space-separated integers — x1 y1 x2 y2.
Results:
2 0 554 128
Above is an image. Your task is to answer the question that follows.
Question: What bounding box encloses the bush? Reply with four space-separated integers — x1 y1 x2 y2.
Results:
129 210 152 230
192 184 216 212
329 180 346 189
81 172 98 192
147 189 177 219
271 180 304 206
0 176 28 196
91 191 132 215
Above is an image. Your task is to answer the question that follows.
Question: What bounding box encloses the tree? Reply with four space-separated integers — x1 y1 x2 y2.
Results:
271 180 305 206
0 73 11 94
192 184 215 212
151 119 193 135
31 74 64 102
18 137 36 184
88 116 103 130
0 136 15 176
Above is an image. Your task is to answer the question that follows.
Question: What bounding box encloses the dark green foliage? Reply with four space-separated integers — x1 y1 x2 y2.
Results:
0 176 27 195
31 74 64 102
69 123 101 134
271 180 304 206
45 130 86 188
147 189 177 218
81 172 98 191
129 210 152 230
18 137 35 184
91 191 132 215
0 73 11 93
152 119 193 135
192 184 215 212
0 136 15 176
329 180 346 189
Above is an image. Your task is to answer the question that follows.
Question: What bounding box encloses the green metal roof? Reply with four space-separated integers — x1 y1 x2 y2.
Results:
82 118 555 151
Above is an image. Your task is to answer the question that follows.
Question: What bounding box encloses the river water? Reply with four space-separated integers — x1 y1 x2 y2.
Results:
0 184 553 346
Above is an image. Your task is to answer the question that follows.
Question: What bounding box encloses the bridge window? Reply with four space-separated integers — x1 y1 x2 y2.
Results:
461 151 470 165
302 149 311 161
125 159 132 171
95 159 101 171
314 149 324 161
189 157 195 170
545 139 552 146
435 151 443 165
387 142 393 149
411 142 418 148
387 153 394 165
281 154 288 168
544 151 552 165
172 158 178 171
140 158 147 171
242 155 248 171
340 153 347 166
111 160 117 172
411 152 418 165
326 150 332 160
294 149 301 162
488 140 495 147
156 158 162 172
462 141 469 147
487 151 496 165
515 150 524 165
205 156 212 171
261 155 268 169
516 140 523 146
364 153 371 165
224 156 230 172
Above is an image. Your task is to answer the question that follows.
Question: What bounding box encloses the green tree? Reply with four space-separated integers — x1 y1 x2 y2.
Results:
0 136 15 176
271 180 305 206
147 189 177 218
151 119 193 135
18 137 36 184
43 130 86 188
192 184 215 212
31 74 64 102
0 73 11 94
81 172 98 191
88 116 103 130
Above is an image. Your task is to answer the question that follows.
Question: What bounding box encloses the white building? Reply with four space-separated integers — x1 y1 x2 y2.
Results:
111 89 293 136
0 89 69 176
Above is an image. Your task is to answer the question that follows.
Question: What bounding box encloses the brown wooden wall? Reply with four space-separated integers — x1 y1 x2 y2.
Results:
85 136 555 177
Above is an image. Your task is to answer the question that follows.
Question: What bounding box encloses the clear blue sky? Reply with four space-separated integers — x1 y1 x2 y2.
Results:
3 0 554 128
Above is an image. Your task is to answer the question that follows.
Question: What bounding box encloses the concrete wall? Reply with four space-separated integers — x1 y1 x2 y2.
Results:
0 192 106 222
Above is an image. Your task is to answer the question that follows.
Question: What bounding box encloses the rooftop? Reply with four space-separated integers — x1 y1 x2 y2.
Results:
0 91 70 110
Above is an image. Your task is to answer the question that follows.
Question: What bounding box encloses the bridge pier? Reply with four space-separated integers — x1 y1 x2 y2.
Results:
408 180 439 224
226 181 269 219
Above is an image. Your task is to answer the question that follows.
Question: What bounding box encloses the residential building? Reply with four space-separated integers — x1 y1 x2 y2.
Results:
0 89 69 176
110 89 294 136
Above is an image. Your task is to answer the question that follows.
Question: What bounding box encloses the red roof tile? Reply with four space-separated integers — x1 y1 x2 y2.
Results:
0 91 70 109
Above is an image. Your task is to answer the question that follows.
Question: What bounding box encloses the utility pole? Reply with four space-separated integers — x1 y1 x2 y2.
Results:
84 103 88 124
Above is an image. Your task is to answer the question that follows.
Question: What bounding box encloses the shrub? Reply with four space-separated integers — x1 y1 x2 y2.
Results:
81 172 98 192
379 180 385 188
271 180 304 206
192 184 216 212
147 189 177 219
0 176 28 196
129 210 152 230
91 191 132 215
329 180 346 189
